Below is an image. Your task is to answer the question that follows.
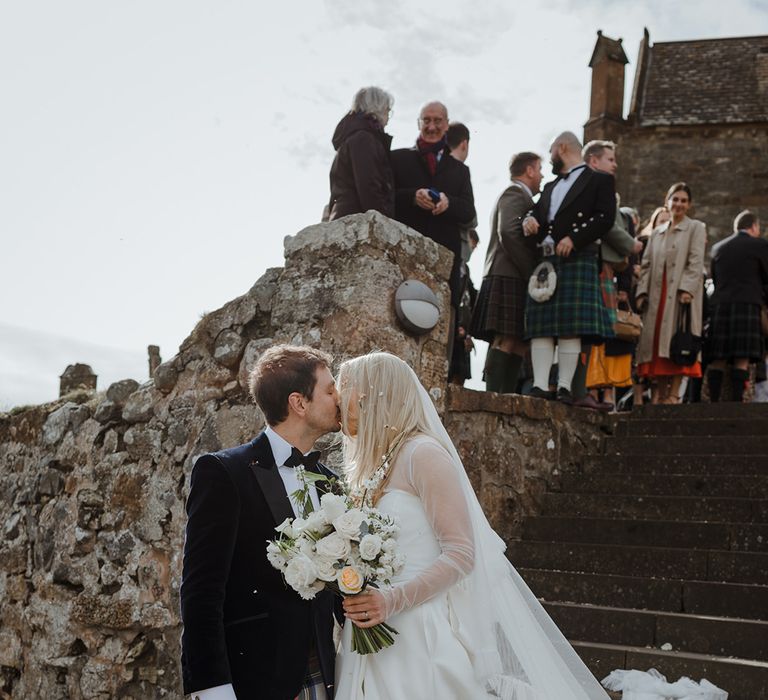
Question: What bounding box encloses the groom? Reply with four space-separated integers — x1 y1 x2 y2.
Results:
181 345 341 700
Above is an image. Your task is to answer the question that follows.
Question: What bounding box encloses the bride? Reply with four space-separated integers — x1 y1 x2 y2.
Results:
334 352 610 699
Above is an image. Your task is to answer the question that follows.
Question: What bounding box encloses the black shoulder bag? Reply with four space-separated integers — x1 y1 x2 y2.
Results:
669 304 702 366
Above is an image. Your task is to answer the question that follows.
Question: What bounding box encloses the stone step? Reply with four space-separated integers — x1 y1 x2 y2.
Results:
581 454 768 475
632 402 768 420
521 516 768 552
616 417 768 437
509 540 768 585
542 492 768 523
573 640 768 700
603 435 768 455
519 567 768 621
544 601 768 661
559 473 768 499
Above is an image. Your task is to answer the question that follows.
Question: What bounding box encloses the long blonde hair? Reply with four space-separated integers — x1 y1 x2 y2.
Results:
338 353 435 492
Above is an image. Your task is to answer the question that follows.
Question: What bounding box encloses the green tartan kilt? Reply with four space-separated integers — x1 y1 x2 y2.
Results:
524 253 615 342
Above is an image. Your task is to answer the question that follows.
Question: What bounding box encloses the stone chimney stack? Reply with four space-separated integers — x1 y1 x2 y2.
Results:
584 30 629 143
148 345 161 377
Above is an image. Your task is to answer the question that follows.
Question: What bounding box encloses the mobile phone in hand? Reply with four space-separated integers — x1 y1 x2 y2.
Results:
427 188 441 204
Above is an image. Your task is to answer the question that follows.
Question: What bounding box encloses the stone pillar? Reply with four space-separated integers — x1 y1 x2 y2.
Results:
147 345 161 377
583 30 629 143
59 363 97 397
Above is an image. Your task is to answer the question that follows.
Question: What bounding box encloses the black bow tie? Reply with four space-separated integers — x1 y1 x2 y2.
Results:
560 164 586 181
284 447 321 470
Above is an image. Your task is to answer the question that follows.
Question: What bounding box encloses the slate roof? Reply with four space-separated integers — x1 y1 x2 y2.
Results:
635 35 768 126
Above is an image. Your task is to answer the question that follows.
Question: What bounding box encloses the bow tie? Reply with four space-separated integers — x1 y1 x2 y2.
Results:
560 164 586 181
284 447 321 470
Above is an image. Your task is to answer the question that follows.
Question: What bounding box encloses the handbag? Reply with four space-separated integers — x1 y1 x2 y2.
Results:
669 304 702 366
614 303 642 342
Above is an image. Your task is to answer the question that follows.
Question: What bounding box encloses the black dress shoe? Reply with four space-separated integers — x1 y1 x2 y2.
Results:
529 386 555 400
556 387 574 404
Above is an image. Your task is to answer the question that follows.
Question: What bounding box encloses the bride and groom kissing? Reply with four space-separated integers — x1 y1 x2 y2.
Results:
180 345 611 699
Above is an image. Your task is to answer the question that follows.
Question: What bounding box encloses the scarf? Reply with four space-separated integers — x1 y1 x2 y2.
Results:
416 136 446 176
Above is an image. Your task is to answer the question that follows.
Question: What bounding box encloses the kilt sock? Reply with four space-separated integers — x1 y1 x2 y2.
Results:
707 369 724 402
531 337 555 391
558 338 582 391
731 368 750 402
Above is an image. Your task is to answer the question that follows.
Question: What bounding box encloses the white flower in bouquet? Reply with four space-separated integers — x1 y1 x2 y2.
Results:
298 537 316 558
266 542 289 571
333 509 367 540
381 538 396 554
304 509 330 535
284 554 318 593
275 518 295 537
314 557 339 582
290 517 308 536
358 534 383 561
320 493 347 522
316 531 352 560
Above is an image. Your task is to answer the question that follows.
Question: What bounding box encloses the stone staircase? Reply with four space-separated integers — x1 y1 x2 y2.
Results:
508 402 768 700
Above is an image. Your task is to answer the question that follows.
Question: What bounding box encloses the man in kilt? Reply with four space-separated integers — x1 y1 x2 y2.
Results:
706 210 768 401
522 131 616 403
471 151 543 392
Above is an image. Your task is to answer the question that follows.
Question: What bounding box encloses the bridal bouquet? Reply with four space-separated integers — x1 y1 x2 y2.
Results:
266 471 405 654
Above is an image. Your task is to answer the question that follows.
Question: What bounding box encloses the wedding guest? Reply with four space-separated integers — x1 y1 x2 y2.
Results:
638 206 671 253
181 346 341 700
328 86 395 220
635 183 707 404
472 151 543 393
707 210 768 401
391 101 476 313
522 131 616 404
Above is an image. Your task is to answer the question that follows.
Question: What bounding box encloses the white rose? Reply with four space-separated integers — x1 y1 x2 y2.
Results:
358 534 383 561
284 554 318 592
298 537 316 557
304 509 330 534
381 539 396 553
296 580 325 600
333 509 367 540
316 532 351 560
314 557 338 582
320 493 347 523
378 552 393 566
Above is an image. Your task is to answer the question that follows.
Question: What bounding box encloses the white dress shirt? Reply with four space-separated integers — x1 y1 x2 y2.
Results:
547 163 587 223
192 428 321 700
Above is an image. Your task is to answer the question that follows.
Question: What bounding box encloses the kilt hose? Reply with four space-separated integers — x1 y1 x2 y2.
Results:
471 275 527 342
707 302 765 361
525 253 614 343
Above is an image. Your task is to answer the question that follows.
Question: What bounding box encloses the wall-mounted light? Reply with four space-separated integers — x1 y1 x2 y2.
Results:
395 280 440 335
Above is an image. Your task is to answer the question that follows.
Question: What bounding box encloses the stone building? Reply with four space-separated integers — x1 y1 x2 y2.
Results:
585 29 768 240
59 364 97 397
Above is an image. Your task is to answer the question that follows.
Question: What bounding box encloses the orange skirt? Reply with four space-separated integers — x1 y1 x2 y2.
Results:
638 268 702 379
587 344 632 388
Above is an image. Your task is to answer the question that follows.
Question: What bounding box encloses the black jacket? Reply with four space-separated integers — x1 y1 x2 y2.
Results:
329 111 394 219
530 167 616 252
710 230 768 307
180 433 337 700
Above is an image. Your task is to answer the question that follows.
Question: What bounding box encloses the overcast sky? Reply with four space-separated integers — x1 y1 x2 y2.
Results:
3 0 768 410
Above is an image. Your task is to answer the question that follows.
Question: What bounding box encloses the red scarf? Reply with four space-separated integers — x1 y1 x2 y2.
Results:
416 137 446 176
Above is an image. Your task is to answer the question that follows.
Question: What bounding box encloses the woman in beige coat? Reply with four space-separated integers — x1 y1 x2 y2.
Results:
635 183 706 403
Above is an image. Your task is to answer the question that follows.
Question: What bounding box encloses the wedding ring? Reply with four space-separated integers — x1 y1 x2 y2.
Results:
364 611 369 620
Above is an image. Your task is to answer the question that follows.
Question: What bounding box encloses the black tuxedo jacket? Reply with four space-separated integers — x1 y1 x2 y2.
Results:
530 167 616 253
710 230 768 307
180 432 337 700
391 147 476 306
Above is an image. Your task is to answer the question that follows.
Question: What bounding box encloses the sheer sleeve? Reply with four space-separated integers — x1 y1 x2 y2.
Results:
379 439 475 618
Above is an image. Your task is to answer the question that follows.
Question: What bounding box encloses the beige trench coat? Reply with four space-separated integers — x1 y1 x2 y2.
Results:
635 216 707 365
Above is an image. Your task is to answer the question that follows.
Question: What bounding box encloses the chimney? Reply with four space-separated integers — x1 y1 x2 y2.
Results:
584 30 629 142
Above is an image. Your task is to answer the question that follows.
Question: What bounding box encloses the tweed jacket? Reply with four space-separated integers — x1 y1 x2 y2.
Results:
635 217 707 364
482 181 537 280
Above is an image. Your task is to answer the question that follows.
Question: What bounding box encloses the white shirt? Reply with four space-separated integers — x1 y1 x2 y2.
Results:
192 428 321 700
547 163 587 223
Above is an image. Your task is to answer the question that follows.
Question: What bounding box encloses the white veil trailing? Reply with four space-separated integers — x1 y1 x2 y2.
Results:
411 368 610 700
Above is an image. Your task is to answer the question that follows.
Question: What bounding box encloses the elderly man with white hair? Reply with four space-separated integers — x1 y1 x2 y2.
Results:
328 86 395 220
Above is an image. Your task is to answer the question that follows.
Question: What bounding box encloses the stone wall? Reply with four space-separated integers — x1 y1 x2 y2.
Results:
0 212 612 699
614 123 768 243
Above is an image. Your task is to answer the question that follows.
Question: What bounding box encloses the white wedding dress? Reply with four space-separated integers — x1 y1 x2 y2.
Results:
335 432 611 700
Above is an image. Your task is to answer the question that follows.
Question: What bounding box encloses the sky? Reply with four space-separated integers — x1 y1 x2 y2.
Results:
3 0 768 410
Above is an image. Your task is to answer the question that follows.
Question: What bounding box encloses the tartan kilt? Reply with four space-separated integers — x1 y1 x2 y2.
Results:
525 254 614 343
471 275 527 342
706 302 764 361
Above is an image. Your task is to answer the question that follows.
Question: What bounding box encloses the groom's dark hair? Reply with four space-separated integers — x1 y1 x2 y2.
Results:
249 344 334 425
